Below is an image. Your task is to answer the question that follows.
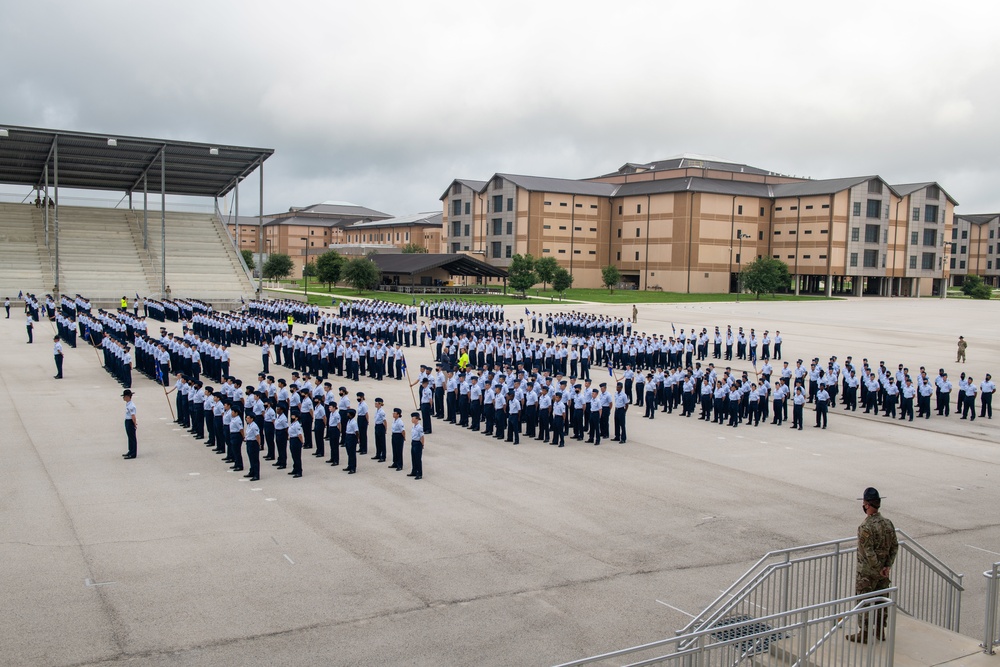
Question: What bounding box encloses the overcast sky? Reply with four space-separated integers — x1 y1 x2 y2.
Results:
3 0 1000 216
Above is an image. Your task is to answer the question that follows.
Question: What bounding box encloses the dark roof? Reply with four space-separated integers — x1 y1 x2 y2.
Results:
350 212 442 229
891 182 959 205
955 213 998 225
598 154 786 178
439 178 487 200
370 253 507 279
493 173 617 197
614 177 772 199
291 201 392 219
0 124 271 197
771 176 885 198
264 215 361 229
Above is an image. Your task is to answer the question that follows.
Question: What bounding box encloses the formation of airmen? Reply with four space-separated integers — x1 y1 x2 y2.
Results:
8 291 997 476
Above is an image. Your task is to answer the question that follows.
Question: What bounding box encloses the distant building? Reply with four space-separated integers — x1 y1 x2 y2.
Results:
340 212 443 254
441 155 956 296
228 200 391 274
950 213 1000 287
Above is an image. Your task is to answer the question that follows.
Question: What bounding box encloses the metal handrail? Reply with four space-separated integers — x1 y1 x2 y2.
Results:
984 562 999 654
554 592 897 667
679 529 962 643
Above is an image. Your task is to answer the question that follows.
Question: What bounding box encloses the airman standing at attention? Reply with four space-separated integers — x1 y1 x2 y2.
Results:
956 336 967 363
53 335 64 379
847 487 898 644
122 389 138 459
407 412 425 480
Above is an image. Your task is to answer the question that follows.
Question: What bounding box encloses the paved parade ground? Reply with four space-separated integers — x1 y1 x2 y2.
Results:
2 295 999 666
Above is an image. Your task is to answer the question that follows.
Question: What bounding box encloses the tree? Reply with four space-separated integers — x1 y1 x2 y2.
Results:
315 250 343 288
552 267 573 297
601 265 621 294
507 253 537 297
740 257 791 299
342 257 382 292
241 249 255 271
302 261 317 278
534 256 559 291
961 274 993 300
262 253 293 280
401 243 428 253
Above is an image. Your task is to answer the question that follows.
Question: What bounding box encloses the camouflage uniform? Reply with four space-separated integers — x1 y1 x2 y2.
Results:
855 511 898 638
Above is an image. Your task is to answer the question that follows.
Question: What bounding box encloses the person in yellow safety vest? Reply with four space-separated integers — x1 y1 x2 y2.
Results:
287 314 295 334
458 349 469 371
121 296 128 310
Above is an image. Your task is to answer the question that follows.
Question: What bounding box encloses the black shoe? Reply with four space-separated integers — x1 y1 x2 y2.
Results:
123 454 136 459
347 470 355 474
371 456 380 460
414 476 421 480
292 473 302 478
407 473 417 477
243 473 253 478
263 456 275 461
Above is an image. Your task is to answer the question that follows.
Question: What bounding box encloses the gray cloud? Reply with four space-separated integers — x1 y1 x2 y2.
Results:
3 0 1000 215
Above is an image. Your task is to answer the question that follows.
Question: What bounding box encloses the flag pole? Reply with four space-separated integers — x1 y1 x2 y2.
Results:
157 364 176 421
403 358 418 409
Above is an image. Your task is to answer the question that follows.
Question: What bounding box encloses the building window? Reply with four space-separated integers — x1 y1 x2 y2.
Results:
617 229 621 238
618 205 623 215
866 199 881 218
912 207 920 222
923 229 937 247
760 207 765 217
505 245 512 258
635 228 640 237
507 197 513 212
790 206 798 211
616 252 621 260
737 205 743 215
559 226 567 230
558 249 566 254
405 232 409 241
573 250 581 254
802 254 811 259
543 225 551 230
575 203 583 208
950 258 956 269
951 243 957 254
820 229 828 234
544 201 552 206
452 200 462 216
927 185 940 200
635 251 640 260
492 176 503 189
589 250 596 255
868 180 883 194
952 227 958 239
559 202 568 207
590 227 597 232
853 202 862 217
864 224 880 244
921 253 936 270
452 221 461 237
961 230 968 239
961 245 967 254
492 195 503 213
850 252 858 267
542 248 550 253
775 207 783 211
491 241 501 258
492 219 502 235
452 183 462 196
804 230 813 235
773 255 780 259
863 249 878 268
910 231 918 245
821 204 830 209
637 204 642 214
506 221 512 235
925 205 939 223
452 242 461 253
819 254 827 259
909 255 917 269
959 260 966 269
465 202 471 215
590 204 597 209
805 205 813 210
774 230 781 235
758 231 764 240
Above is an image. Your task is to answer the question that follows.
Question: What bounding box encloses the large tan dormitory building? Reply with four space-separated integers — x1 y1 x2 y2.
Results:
441 156 957 296
338 211 443 254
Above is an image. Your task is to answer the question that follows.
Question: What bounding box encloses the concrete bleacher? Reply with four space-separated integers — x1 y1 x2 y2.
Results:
141 210 255 302
0 203 49 297
0 203 253 304
54 206 154 299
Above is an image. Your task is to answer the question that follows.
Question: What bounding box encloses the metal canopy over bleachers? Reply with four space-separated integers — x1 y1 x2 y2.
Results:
0 125 272 197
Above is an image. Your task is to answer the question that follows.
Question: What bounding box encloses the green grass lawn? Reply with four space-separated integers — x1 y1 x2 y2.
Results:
556 288 838 303
275 281 837 306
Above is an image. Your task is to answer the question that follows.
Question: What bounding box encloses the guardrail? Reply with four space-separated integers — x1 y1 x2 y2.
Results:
984 562 1000 654
677 529 962 647
554 592 896 667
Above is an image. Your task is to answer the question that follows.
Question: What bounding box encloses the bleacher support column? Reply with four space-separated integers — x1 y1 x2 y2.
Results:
143 172 148 250
258 157 264 297
54 135 60 297
160 147 166 298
